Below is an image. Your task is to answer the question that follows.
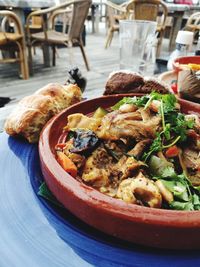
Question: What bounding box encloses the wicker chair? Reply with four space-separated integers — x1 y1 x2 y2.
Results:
183 12 200 41
26 0 91 73
105 0 127 48
125 0 168 57
0 10 29 79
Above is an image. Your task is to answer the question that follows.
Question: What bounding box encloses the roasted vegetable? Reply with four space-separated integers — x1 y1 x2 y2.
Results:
57 151 77 177
70 129 100 154
93 107 108 119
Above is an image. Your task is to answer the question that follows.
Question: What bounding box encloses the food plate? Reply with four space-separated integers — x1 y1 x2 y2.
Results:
172 56 200 72
2 132 200 266
158 70 177 87
39 94 200 250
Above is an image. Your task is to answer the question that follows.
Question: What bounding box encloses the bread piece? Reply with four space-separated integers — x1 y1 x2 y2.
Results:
4 83 82 143
141 77 170 94
104 71 171 95
104 71 144 95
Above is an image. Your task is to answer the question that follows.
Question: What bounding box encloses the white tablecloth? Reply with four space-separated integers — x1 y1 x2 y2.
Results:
0 0 60 8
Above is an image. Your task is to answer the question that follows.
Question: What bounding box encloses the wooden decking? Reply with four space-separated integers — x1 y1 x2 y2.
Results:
0 23 169 130
0 25 121 130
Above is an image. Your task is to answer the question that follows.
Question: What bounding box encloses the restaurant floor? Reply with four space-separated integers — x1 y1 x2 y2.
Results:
0 22 170 130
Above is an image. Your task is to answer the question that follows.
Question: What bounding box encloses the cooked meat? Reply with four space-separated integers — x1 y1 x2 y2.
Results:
116 156 146 180
155 180 174 204
103 140 127 160
66 113 101 132
117 172 162 208
119 103 138 113
127 139 152 159
116 178 137 203
182 148 200 170
97 110 161 141
188 172 200 186
185 114 200 134
81 144 114 187
139 107 152 121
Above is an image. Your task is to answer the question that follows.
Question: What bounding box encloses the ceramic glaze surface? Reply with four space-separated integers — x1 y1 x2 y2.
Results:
39 95 200 250
173 56 200 72
2 131 200 266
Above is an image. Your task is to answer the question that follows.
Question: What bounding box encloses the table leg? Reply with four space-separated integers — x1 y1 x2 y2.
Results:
42 44 51 67
169 11 184 51
42 13 51 67
91 4 96 34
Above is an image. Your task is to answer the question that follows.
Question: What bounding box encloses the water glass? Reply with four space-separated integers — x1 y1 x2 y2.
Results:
119 20 157 76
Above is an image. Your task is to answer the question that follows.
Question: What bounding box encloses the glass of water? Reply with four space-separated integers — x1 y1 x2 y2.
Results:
119 20 157 76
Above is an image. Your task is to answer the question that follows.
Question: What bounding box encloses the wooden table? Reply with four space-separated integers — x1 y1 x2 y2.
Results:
166 3 200 51
0 0 59 8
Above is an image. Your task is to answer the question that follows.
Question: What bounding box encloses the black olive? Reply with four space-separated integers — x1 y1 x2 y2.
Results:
70 129 99 154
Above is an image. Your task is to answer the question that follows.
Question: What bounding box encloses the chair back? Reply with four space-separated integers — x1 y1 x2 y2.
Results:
106 1 126 27
185 12 200 30
68 0 92 40
0 10 29 79
126 0 168 28
0 10 23 35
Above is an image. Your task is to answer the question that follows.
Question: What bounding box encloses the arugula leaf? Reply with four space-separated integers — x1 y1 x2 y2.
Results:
170 193 200 211
112 95 149 110
170 201 194 211
162 180 189 201
112 97 137 110
142 134 162 161
161 166 177 178
162 94 177 113
192 194 200 210
38 182 63 207
173 114 194 142
148 155 175 177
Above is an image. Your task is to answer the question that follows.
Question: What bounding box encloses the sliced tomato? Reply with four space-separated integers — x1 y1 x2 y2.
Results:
171 83 178 94
165 145 179 158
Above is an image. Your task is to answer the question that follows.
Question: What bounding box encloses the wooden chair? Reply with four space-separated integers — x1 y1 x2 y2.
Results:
26 0 91 73
183 12 200 41
105 0 127 48
0 10 29 79
125 0 168 57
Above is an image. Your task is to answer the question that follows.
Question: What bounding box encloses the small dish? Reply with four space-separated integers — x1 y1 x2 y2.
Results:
172 55 200 72
39 94 200 250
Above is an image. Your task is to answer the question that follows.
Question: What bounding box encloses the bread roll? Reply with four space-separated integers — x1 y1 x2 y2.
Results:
4 83 82 143
104 71 144 95
103 71 170 95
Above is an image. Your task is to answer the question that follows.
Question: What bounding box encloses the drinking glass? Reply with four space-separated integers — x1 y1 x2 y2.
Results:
119 20 157 76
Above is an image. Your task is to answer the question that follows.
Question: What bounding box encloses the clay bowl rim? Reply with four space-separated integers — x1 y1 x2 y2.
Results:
39 94 200 229
172 55 200 72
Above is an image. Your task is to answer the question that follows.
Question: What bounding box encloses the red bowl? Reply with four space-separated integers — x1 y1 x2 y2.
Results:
172 56 200 72
39 94 200 250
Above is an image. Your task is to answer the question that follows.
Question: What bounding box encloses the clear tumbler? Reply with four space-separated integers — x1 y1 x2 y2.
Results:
119 20 157 76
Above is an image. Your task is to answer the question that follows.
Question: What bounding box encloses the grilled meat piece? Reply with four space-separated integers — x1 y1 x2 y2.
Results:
97 110 161 141
127 139 152 159
117 172 162 208
182 148 200 170
66 113 101 132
